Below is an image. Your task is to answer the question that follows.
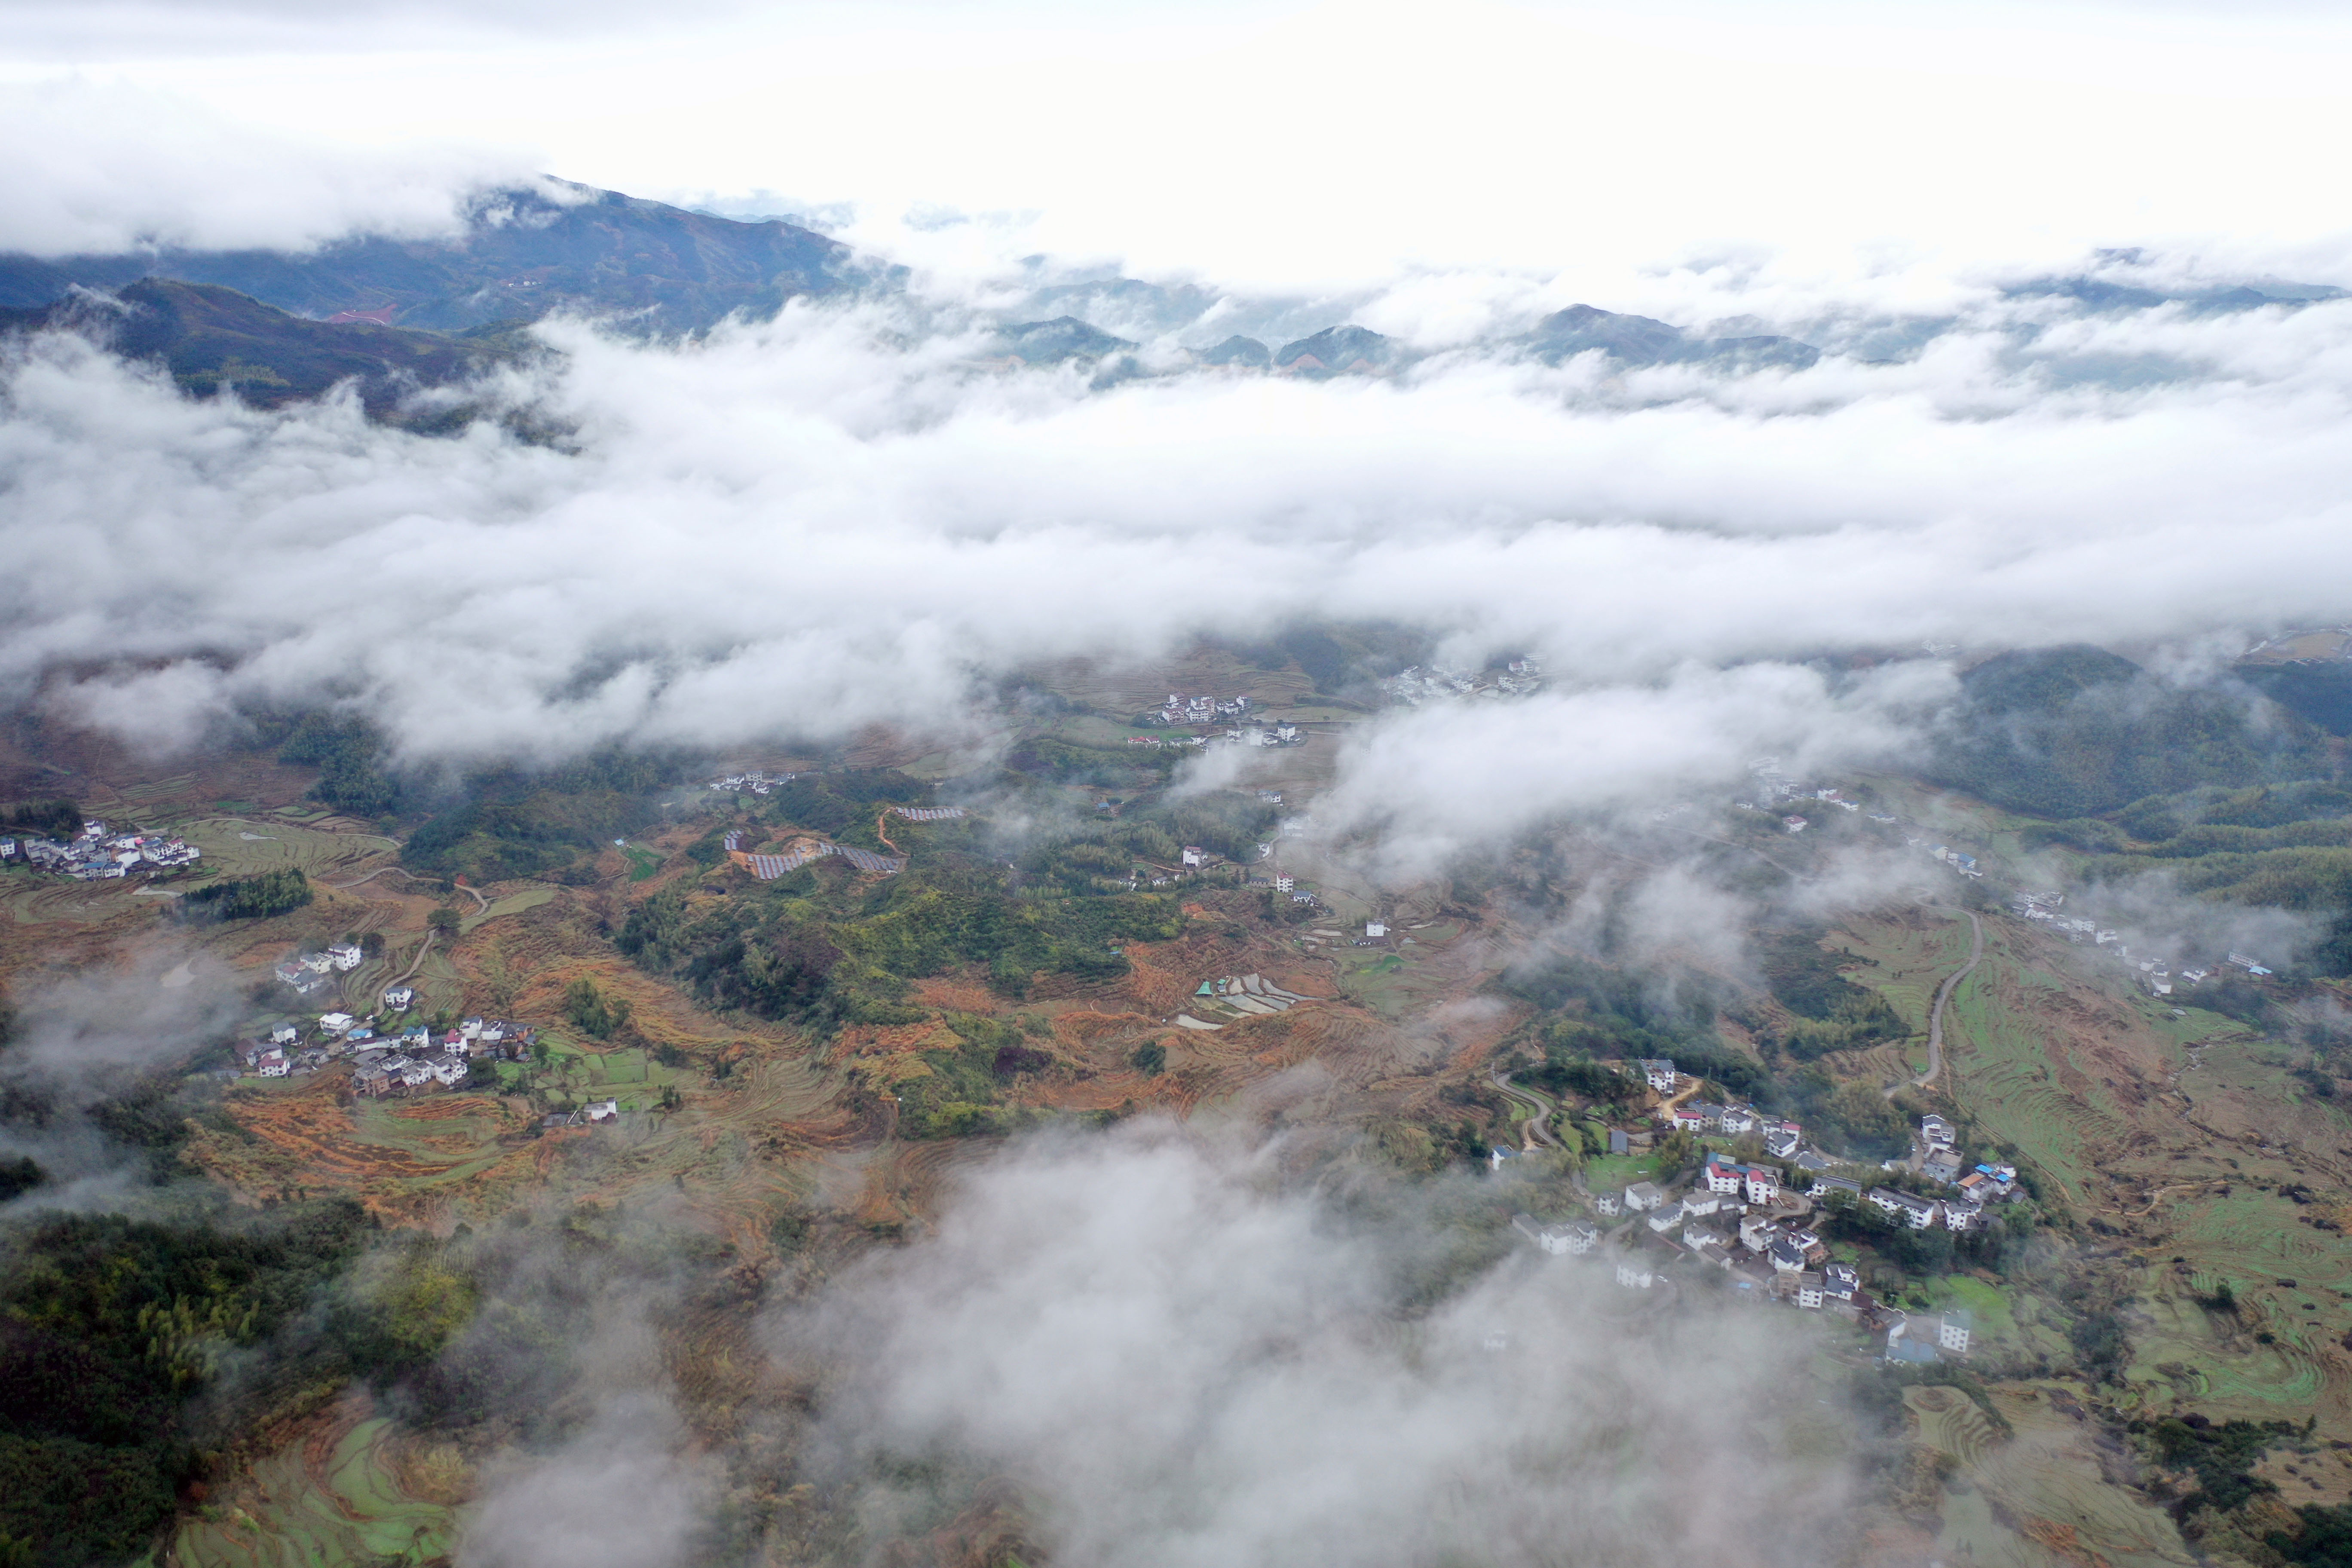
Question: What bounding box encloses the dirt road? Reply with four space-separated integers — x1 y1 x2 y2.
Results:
1491 1071 1562 1150
1892 910 1983 1096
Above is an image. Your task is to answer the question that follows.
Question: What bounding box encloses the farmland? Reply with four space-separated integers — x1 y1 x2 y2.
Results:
172 1402 460 1568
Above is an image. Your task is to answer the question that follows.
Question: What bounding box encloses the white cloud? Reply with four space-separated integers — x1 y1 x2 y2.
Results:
785 1125 1848 1568
0 81 536 257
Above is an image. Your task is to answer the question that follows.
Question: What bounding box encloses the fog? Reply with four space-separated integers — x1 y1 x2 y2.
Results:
9 269 2352 867
766 1126 1847 1568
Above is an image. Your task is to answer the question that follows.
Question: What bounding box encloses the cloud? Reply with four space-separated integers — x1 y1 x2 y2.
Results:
459 1391 713 1568
0 81 536 256
782 1124 1849 1568
8 269 2352 869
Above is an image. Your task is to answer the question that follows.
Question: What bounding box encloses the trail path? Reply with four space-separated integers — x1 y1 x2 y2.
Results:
1891 910 1983 1097
331 864 487 912
386 929 436 990
1490 1071 1561 1151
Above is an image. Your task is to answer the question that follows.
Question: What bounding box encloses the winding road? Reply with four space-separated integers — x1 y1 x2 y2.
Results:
1891 910 1984 1096
331 863 489 913
1490 1070 1562 1150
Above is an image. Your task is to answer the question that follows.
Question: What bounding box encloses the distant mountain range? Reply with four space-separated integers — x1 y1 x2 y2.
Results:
4 177 2343 418
0 181 866 335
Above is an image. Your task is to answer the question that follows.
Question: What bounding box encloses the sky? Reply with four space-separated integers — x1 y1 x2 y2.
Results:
7 0 2352 889
6 0 2352 291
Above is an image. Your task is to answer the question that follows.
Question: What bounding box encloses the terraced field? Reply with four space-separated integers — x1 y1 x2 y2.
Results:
172 1401 460 1568
176 817 397 882
1908 1384 2196 1568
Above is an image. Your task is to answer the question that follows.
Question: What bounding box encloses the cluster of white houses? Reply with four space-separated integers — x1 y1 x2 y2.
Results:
1142 692 1254 727
707 770 800 795
237 1006 535 1093
1516 1158 1978 1360
3 821 200 879
273 941 367 995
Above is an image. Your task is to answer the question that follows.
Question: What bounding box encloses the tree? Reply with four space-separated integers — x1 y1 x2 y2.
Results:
426 906 461 938
1130 1041 1167 1076
563 977 631 1040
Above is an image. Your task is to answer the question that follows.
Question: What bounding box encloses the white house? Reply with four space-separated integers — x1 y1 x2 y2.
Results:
1681 1190 1724 1223
300 951 335 974
1823 1263 1861 1300
459 1017 485 1039
1934 1310 1972 1355
1719 1106 1759 1135
270 1022 299 1045
1869 1188 1942 1228
1637 1059 1677 1093
1181 846 1206 867
327 942 364 971
1537 1222 1598 1256
1920 1115 1956 1147
256 1049 289 1078
585 1099 620 1122
1764 1124 1802 1160
383 986 415 1010
318 1012 355 1035
1743 1166 1780 1205
1768 1238 1807 1274
1623 1181 1665 1212
1793 1271 1826 1310
426 1055 469 1087
1702 1154 1745 1195
1615 1259 1654 1289
1590 1190 1623 1217
1738 1212 1777 1252
1366 922 1388 938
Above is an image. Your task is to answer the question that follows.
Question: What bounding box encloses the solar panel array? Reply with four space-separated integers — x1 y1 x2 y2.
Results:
833 845 907 874
725 828 906 879
887 806 968 821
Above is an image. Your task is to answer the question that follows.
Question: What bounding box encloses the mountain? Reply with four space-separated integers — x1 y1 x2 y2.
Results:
1522 304 1820 371
2236 628 2352 735
1925 645 2328 818
2004 274 2348 316
1197 335 1271 368
1274 325 1393 375
996 316 1139 365
1 279 512 417
0 181 866 335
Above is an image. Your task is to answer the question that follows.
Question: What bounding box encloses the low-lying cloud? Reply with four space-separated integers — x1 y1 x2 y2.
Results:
8 255 2352 865
781 1125 1847 1568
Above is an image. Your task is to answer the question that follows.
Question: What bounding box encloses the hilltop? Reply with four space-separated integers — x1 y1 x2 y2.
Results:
0 181 866 335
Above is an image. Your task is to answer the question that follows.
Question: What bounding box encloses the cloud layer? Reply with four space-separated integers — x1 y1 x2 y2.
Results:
9 268 2352 858
782 1125 1846 1568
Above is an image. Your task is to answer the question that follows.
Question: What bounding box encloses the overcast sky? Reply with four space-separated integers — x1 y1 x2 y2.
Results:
6 0 2352 289
9 0 2352 881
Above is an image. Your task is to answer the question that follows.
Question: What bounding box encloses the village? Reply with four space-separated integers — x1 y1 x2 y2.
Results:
1378 657 1544 705
1745 763 2275 1001
1503 1056 2025 1368
0 818 199 879
1126 692 1305 751
238 967 548 1102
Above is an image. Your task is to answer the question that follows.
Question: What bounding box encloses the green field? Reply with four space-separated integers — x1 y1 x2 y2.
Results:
169 1413 458 1568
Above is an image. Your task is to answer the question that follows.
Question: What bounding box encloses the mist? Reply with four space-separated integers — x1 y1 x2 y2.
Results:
9 265 2352 872
772 1124 1850 1568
